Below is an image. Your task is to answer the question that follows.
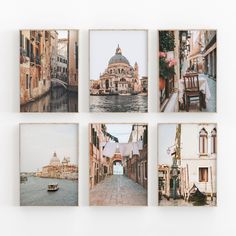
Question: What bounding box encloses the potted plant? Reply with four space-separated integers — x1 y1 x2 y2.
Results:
159 52 176 90
159 31 176 91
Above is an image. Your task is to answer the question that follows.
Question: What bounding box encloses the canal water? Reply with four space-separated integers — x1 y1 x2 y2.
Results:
20 87 78 112
20 176 78 206
90 95 148 112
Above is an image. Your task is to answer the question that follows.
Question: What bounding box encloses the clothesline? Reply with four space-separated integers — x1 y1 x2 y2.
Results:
100 141 143 158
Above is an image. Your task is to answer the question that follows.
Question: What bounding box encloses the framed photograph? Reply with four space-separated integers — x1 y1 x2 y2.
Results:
20 30 79 112
89 29 148 113
158 123 217 206
20 123 79 206
89 123 148 206
158 30 217 112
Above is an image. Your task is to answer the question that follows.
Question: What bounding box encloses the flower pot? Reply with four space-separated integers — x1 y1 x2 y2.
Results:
159 77 166 90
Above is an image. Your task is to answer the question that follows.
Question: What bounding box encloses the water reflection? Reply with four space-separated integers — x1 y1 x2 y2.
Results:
21 87 78 112
90 95 148 112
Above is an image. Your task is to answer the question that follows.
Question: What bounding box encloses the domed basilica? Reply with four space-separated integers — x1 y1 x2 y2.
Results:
90 45 147 95
36 152 78 180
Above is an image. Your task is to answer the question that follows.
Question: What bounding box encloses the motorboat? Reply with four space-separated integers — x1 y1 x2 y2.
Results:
20 175 28 183
47 183 59 191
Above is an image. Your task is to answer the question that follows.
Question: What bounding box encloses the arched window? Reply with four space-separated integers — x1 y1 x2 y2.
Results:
118 69 121 74
199 128 208 154
211 128 217 154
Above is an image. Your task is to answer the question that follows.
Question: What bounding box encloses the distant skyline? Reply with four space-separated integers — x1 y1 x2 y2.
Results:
20 124 78 172
90 30 147 81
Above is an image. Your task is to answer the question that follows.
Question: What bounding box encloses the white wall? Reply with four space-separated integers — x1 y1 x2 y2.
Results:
0 0 235 235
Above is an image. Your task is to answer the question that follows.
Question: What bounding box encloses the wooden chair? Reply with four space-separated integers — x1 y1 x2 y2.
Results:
183 73 202 112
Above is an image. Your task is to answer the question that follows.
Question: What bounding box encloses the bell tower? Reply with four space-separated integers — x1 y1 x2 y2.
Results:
133 62 139 82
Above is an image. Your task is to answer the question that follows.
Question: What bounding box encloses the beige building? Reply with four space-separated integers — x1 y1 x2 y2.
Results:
37 152 78 180
50 31 58 79
68 30 78 91
125 124 148 189
158 124 217 204
90 45 146 95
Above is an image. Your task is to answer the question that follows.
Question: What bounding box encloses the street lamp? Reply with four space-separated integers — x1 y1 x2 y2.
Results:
171 151 178 200
167 146 182 200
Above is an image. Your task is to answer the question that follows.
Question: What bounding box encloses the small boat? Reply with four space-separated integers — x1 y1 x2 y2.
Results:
47 183 59 191
119 92 131 96
188 184 206 206
20 175 28 183
131 92 140 95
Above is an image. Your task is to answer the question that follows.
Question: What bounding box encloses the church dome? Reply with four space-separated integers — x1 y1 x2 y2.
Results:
108 45 130 65
50 152 61 166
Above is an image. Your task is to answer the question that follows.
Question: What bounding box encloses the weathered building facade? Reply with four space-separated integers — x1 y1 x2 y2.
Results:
89 124 111 189
68 30 79 91
20 30 52 105
57 38 68 82
124 124 148 189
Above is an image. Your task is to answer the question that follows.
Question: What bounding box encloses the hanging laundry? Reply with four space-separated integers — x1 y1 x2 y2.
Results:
132 142 140 155
119 143 132 156
137 140 143 150
102 142 117 158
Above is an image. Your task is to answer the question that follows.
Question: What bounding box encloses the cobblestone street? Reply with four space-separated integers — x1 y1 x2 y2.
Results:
90 175 147 206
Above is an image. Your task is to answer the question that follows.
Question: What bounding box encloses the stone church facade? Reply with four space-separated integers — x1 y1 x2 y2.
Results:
90 45 145 95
